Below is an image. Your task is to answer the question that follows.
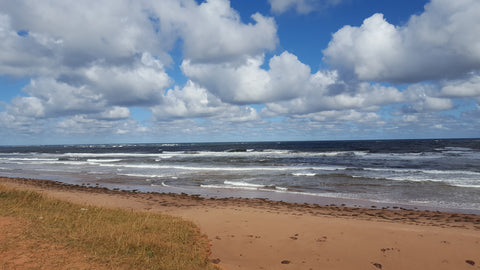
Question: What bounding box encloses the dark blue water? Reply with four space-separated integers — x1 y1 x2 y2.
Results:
1 139 479 212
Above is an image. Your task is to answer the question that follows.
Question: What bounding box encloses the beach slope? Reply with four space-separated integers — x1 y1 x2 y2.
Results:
1 177 479 270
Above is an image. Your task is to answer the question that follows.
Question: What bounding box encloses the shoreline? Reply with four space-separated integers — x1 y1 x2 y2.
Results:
2 176 480 270
1 176 480 228
3 173 479 215
152 182 480 215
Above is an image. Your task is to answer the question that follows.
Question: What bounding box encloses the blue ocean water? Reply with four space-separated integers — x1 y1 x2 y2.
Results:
0 139 479 212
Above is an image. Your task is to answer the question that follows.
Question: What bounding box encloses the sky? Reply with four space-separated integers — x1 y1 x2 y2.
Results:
1 0 480 145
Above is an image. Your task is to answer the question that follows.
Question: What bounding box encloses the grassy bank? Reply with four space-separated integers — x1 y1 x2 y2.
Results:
0 184 218 269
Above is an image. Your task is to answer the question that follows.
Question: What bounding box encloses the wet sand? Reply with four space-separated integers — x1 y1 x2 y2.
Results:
1 177 480 270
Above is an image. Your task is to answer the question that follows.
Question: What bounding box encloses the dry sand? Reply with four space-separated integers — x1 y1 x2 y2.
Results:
1 177 480 270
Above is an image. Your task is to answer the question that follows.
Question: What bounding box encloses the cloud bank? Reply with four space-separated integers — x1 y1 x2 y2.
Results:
0 0 479 144
323 0 480 82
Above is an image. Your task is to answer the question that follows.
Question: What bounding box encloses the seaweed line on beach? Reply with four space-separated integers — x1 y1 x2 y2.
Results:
2 177 479 231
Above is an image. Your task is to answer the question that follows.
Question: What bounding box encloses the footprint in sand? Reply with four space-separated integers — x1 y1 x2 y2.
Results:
316 236 327 243
465 260 475 266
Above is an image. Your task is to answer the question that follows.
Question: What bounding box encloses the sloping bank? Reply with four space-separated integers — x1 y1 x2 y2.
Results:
0 182 218 270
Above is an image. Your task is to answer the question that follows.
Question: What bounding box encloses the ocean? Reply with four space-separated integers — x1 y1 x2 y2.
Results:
1 139 479 213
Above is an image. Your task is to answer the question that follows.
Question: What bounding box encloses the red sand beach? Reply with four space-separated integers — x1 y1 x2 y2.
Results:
1 177 480 270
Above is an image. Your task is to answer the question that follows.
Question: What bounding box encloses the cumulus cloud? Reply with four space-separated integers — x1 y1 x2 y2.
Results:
2 52 168 124
300 110 384 124
0 0 478 142
402 84 454 112
56 115 145 136
323 0 480 82
440 73 480 101
151 81 260 122
0 0 168 69
81 53 170 106
7 96 46 118
263 79 404 116
0 0 277 82
171 0 277 63
0 14 59 76
0 0 278 138
97 107 131 121
182 51 312 104
269 0 342 14
20 78 104 117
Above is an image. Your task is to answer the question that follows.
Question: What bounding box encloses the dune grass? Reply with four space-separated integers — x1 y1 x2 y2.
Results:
0 184 218 269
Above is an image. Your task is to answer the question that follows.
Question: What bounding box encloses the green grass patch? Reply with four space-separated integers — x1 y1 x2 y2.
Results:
0 184 218 269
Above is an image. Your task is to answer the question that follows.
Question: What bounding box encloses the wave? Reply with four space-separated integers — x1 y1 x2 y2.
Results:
158 182 171 187
149 182 172 188
364 167 480 176
437 147 474 152
160 144 179 147
86 159 123 163
8 148 469 164
118 173 170 178
199 180 348 198
292 172 317 177
223 180 265 188
362 174 480 189
200 180 289 192
0 157 57 161
454 184 480 189
59 152 163 158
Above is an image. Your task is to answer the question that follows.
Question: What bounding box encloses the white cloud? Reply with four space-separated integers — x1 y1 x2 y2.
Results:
303 110 384 124
7 96 46 118
21 78 104 117
391 112 466 136
182 51 312 104
0 14 59 76
403 84 454 112
0 0 278 138
171 0 278 63
151 81 260 122
0 0 175 134
152 81 225 120
269 0 342 14
0 0 168 69
82 53 171 106
97 107 131 121
0 110 51 135
440 73 480 100
181 55 270 104
56 115 146 136
417 96 453 112
267 52 312 99
323 14 402 81
402 115 418 123
323 0 480 82
263 80 404 116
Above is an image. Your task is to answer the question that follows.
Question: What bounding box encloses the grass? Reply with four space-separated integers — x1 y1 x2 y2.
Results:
0 184 218 269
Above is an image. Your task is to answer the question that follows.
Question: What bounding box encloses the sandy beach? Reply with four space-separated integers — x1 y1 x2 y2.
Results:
1 177 479 270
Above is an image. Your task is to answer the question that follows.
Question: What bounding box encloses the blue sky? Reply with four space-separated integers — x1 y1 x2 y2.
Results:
0 0 479 145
